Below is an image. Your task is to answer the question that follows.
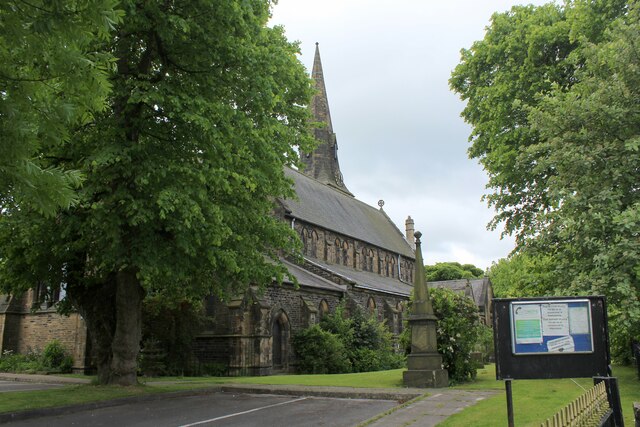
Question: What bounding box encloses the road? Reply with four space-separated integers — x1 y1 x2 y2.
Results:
5 392 396 427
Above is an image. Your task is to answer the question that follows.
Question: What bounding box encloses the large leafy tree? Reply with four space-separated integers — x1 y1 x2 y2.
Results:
425 262 484 281
450 0 638 360
527 4 640 361
0 0 315 385
449 0 627 241
0 0 122 215
488 253 557 298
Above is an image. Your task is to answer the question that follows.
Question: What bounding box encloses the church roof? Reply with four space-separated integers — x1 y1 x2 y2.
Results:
280 258 347 293
282 167 415 259
307 258 413 297
428 277 492 308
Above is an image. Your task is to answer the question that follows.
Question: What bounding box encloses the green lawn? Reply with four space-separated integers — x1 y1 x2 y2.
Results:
441 364 639 427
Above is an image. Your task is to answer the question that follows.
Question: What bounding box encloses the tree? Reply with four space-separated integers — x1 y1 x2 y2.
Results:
0 0 315 385
450 0 638 361
0 0 122 216
526 4 640 361
425 262 484 281
488 252 557 298
449 0 627 243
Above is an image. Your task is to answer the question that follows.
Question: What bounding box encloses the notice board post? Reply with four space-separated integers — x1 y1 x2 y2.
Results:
493 296 623 426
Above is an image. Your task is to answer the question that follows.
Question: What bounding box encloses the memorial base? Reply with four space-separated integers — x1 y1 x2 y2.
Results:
403 368 449 388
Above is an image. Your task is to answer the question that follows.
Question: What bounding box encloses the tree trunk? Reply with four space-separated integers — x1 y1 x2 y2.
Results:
68 278 116 384
109 268 144 385
69 270 144 385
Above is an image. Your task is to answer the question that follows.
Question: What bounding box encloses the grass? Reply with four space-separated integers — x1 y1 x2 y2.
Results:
1 365 638 426
440 364 639 427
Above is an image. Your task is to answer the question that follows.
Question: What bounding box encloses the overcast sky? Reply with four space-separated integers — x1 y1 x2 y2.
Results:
270 0 552 270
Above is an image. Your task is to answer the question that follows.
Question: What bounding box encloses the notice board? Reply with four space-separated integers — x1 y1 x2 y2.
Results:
493 296 610 380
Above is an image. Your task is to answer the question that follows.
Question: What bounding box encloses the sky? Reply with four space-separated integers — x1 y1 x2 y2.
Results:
269 0 552 270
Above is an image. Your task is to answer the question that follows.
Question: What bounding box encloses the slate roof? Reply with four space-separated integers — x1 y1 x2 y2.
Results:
305 258 414 297
428 278 492 308
282 167 415 258
280 258 347 293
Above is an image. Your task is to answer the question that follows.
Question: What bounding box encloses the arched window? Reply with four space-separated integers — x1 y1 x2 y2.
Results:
367 297 376 316
308 229 318 258
319 299 329 319
342 241 349 266
334 238 342 264
390 256 397 278
397 302 404 333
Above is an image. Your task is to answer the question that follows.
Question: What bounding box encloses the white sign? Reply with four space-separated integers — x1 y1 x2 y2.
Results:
547 336 575 353
541 303 569 336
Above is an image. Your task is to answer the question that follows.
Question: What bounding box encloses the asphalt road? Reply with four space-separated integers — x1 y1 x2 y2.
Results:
5 392 396 427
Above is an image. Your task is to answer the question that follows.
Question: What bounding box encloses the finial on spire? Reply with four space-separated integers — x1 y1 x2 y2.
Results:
378 200 385 209
415 231 422 245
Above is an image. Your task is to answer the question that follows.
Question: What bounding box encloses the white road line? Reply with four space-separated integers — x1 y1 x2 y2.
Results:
177 396 309 427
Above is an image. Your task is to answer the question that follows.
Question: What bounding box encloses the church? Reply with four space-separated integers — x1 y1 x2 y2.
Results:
0 45 418 375
193 44 417 375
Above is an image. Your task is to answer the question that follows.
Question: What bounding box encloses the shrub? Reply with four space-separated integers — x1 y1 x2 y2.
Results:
294 302 404 374
293 325 351 374
42 340 73 373
0 341 73 374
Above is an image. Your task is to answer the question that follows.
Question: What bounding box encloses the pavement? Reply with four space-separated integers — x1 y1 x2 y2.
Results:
0 373 499 426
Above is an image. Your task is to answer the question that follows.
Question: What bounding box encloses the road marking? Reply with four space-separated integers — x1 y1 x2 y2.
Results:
177 396 309 426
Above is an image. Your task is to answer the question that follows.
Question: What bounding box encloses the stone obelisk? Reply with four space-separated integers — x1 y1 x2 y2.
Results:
403 231 449 388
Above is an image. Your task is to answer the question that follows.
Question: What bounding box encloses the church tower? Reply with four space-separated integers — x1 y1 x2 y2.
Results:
300 43 353 197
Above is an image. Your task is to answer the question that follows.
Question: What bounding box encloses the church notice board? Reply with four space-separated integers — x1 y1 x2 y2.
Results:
493 296 610 380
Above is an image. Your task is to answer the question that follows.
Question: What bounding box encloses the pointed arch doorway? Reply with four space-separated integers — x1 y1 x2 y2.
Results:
271 310 290 372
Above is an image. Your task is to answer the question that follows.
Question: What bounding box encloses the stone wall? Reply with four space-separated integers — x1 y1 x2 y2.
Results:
0 293 88 371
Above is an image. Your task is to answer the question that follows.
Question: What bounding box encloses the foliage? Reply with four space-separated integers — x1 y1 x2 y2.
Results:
0 341 73 374
425 262 484 281
0 0 122 215
488 252 558 298
292 325 351 374
525 3 640 363
0 0 316 385
401 288 483 384
41 340 74 373
431 288 483 383
294 302 404 374
320 303 404 372
450 0 627 242
451 0 638 363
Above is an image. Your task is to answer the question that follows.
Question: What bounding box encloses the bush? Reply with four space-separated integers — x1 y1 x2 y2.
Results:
294 302 405 374
293 325 351 374
0 341 73 374
42 340 73 373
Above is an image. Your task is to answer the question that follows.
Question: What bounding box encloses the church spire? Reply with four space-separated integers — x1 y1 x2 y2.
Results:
301 43 353 196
